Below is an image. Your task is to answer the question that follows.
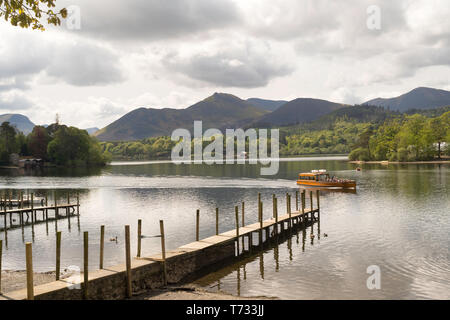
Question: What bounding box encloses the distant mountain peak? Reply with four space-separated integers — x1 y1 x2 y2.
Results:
0 113 35 135
364 87 450 111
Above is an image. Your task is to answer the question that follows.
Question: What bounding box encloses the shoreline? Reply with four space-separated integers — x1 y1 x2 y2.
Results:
0 271 271 300
349 160 450 164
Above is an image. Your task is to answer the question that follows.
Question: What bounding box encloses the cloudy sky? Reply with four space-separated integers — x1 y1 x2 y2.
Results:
0 0 449 129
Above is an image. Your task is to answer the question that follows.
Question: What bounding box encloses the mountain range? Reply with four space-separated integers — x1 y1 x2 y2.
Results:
2 87 449 141
364 87 450 112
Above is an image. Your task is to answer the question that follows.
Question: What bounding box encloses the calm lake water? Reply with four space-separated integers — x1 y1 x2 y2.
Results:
0 156 449 299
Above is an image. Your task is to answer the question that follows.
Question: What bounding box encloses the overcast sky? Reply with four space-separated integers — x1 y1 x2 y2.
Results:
0 0 449 128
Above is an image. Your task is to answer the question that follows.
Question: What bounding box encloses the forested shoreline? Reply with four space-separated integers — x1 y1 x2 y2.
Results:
0 122 110 167
99 106 450 162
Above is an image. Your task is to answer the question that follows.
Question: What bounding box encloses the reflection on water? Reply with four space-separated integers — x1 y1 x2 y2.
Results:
0 157 449 299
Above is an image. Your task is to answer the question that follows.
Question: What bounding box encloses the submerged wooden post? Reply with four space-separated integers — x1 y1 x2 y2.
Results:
215 208 219 235
100 225 105 269
25 242 34 300
159 220 167 286
235 206 240 255
83 231 88 300
0 239 2 294
56 231 62 280
137 219 142 258
196 209 200 241
125 225 132 298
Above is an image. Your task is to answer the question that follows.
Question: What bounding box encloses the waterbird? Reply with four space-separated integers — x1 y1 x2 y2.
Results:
324 233 328 237
109 236 118 243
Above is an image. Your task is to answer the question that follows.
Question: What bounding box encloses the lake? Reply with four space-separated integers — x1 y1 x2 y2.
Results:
0 156 449 299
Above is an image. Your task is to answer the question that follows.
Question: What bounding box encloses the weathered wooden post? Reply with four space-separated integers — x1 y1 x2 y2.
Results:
274 197 278 234
137 219 142 258
100 225 105 269
288 194 292 228
25 242 34 300
125 225 132 298
196 209 200 241
0 239 2 294
259 202 264 246
45 192 48 221
310 190 313 221
159 220 167 286
296 191 299 211
54 191 58 218
76 192 80 215
56 231 62 280
215 208 219 235
3 205 6 233
316 190 320 211
67 193 70 217
241 202 245 227
31 193 34 224
83 231 88 300
235 206 240 255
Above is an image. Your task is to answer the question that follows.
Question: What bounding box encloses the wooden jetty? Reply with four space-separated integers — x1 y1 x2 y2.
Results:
0 191 80 232
0 190 320 300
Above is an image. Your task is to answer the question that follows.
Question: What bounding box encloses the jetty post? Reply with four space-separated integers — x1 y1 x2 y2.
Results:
235 206 240 255
259 202 263 246
31 193 34 225
296 191 299 211
196 209 200 241
215 208 219 235
241 202 245 227
56 231 62 280
159 220 167 286
137 219 142 258
125 225 132 298
0 239 2 294
83 231 88 300
99 225 105 269
25 242 34 300
45 193 48 221
76 192 80 215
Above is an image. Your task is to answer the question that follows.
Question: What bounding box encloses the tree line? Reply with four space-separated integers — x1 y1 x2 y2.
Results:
0 122 110 167
350 112 450 161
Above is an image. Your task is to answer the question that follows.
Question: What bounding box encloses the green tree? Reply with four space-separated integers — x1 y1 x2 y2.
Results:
28 125 51 159
0 0 67 30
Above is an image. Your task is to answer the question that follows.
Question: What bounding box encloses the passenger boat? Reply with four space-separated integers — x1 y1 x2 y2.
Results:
297 170 356 189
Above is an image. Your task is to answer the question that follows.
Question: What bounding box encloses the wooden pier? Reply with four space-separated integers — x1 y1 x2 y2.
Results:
1 190 320 300
0 191 80 232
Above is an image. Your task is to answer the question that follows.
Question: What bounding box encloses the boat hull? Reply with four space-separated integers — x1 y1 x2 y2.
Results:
296 180 356 189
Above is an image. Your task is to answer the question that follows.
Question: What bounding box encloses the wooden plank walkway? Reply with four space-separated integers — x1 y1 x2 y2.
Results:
1 203 80 232
180 208 318 252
